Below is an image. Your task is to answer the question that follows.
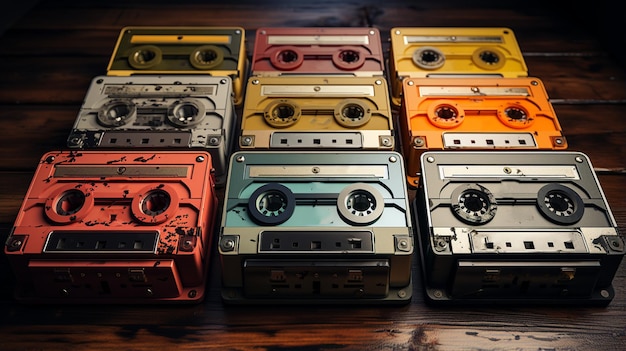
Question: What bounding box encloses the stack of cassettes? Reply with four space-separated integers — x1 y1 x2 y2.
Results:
218 27 415 304
3 26 250 304
389 27 625 305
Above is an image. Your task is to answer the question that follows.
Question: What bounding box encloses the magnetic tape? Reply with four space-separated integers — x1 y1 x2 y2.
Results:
239 76 395 150
414 150 625 305
389 27 529 106
250 27 385 77
106 26 247 105
399 77 567 186
218 151 414 304
4 150 218 304
66 75 236 186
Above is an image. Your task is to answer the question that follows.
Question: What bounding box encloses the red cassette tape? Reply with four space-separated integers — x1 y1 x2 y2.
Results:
250 27 385 77
4 150 218 304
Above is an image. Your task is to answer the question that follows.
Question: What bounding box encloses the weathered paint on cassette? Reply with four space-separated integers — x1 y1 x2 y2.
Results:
66 75 235 186
389 27 528 106
106 26 247 105
218 151 413 304
4 151 218 304
400 77 567 187
414 150 625 305
239 76 394 150
251 27 385 77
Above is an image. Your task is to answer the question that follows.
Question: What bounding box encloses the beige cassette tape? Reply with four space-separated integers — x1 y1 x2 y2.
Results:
239 76 394 150
389 27 529 106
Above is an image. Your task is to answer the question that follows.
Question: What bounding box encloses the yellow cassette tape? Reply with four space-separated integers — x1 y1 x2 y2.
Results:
399 77 567 186
106 26 247 105
239 76 394 150
389 27 529 106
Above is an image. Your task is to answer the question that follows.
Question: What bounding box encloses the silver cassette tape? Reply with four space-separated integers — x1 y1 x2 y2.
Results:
66 75 236 185
218 151 414 304
415 151 625 305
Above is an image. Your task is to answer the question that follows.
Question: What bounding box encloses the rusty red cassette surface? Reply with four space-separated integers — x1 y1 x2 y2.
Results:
4 150 218 304
250 27 385 77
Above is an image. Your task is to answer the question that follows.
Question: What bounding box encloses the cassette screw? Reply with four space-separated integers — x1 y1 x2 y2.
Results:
450 36 457 42
45 156 55 163
397 239 409 250
9 239 22 249
236 155 245 163
241 137 253 146
395 30 401 35
375 80 382 85
471 86 480 93
209 137 220 146
188 290 197 299
426 156 435 163
503 167 512 174
412 137 424 147
369 30 375 35
433 290 444 298
221 238 236 251
398 290 407 298
554 138 563 145
407 80 414 86
252 79 259 85
235 30 241 35
434 238 448 251
314 86 321 92
146 288 153 296
389 156 397 163
117 167 126 175
381 137 392 147
312 167 320 174
61 288 69 296
575 156 584 163
220 79 227 85
531 80 539 86
196 156 205 162
601 290 610 298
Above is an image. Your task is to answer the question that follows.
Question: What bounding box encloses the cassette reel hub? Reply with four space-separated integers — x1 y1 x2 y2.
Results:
248 183 296 225
264 100 301 128
451 184 497 224
337 184 384 225
413 46 445 70
190 45 225 70
167 99 206 127
427 100 464 129
44 185 95 224
131 185 180 224
128 45 162 69
334 99 372 128
141 190 171 216
97 100 136 127
498 104 534 128
472 47 505 70
332 48 366 70
537 184 584 225
271 47 304 70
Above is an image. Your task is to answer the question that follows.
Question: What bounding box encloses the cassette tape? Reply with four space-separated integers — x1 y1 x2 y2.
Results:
400 77 567 186
250 27 385 77
4 150 218 304
218 151 413 304
106 26 247 105
239 76 394 150
389 27 528 106
66 75 235 186
415 150 625 305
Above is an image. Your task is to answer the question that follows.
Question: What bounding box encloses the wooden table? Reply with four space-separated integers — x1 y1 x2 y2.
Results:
1 1 625 350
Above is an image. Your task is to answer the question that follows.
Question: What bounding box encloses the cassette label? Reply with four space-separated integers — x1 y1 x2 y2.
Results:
66 75 235 186
415 151 625 305
4 150 218 304
251 27 385 77
240 76 394 150
389 27 528 106
218 151 413 304
106 26 247 105
399 77 567 186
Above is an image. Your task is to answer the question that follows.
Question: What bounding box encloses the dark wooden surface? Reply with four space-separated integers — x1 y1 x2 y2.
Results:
1 1 625 350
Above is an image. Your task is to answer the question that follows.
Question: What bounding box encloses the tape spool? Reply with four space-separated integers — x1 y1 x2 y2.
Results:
97 99 137 127
451 183 497 225
263 99 301 128
332 48 366 70
127 45 163 69
412 46 445 70
334 99 372 128
536 184 584 225
337 183 384 225
248 183 296 225
270 46 304 70
497 103 535 129
472 47 505 70
44 185 94 224
167 98 207 127
427 100 464 129
190 45 225 70
131 185 180 224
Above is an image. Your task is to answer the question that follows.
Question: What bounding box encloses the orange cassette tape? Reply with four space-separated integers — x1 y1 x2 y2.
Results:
4 150 218 304
250 27 385 77
400 77 567 186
